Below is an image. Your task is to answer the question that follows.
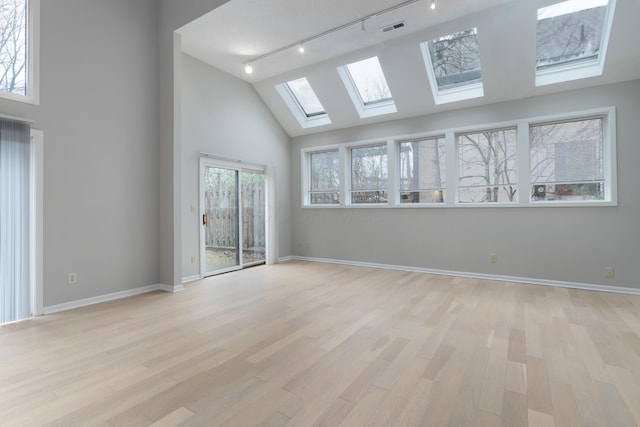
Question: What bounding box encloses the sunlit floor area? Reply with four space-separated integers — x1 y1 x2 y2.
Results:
1 261 639 426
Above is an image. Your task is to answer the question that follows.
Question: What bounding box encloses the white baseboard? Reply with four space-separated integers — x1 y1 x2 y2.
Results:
279 256 293 263
43 282 184 315
181 275 201 284
160 284 184 293
289 256 640 296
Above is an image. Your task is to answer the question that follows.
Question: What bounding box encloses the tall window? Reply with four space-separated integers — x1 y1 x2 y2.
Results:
399 138 446 203
309 150 340 205
0 0 28 97
530 117 605 201
458 128 518 203
351 144 388 204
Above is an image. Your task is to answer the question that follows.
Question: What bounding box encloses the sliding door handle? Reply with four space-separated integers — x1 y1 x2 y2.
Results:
202 213 209 226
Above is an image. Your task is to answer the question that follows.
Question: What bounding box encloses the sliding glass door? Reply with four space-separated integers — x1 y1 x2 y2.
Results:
200 159 266 277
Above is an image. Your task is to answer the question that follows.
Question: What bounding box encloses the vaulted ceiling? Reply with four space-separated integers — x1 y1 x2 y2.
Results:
177 0 640 137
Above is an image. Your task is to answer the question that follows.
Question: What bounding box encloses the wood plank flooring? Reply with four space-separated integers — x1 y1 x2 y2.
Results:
1 260 640 426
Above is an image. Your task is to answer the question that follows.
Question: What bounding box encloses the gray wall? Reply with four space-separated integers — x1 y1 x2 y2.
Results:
158 0 231 287
290 79 640 289
0 0 160 306
180 54 291 279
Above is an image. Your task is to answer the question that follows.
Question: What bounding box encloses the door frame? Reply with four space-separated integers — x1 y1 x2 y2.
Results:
199 156 274 278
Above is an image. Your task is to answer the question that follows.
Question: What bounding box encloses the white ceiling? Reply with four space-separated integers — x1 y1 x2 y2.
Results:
178 0 640 137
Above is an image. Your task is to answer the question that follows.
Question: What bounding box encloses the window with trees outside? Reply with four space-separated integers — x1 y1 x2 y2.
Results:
301 108 615 208
530 117 605 202
421 28 484 104
457 128 518 203
399 137 446 204
337 56 397 118
351 144 388 204
309 150 340 205
0 0 31 100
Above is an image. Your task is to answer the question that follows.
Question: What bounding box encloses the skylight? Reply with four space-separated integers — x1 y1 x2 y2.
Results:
535 0 615 86
345 57 392 105
421 28 484 105
275 77 331 129
286 78 326 117
337 56 397 118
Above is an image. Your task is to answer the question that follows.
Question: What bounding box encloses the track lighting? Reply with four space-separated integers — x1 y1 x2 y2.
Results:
242 0 431 73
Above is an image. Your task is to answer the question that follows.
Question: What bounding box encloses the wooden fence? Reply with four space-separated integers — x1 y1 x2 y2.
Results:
204 181 265 251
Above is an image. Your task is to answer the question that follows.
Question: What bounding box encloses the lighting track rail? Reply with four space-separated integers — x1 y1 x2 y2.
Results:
243 0 435 73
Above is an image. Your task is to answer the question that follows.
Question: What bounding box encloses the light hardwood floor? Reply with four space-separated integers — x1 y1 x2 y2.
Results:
2 261 640 426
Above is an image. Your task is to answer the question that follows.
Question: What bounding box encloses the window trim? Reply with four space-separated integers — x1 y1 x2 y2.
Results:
420 27 484 105
337 56 397 119
397 136 447 205
275 79 331 129
0 0 40 105
348 142 390 206
301 107 616 209
534 0 616 87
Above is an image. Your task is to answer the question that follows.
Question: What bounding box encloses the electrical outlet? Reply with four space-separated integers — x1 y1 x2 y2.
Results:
68 273 77 284
490 253 497 263
605 267 615 278
191 255 196 264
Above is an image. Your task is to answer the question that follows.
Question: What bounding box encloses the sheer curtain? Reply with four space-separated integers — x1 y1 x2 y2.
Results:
0 118 31 324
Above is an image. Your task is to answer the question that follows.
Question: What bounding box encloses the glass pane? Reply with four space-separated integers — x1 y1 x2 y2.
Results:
0 0 28 96
286 77 326 117
536 0 608 70
310 150 340 204
458 129 518 203
345 57 392 105
351 145 388 204
241 171 266 264
428 28 482 90
530 118 604 201
399 138 446 203
203 167 239 273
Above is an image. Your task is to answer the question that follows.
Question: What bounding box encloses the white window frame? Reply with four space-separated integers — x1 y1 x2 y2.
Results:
0 0 40 104
420 28 484 105
337 57 397 119
275 79 331 129
348 142 390 206
535 0 616 87
527 108 616 205
301 107 616 208
397 135 447 205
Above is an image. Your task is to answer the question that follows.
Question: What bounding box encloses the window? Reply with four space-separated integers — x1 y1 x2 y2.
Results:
286 78 326 117
337 56 397 118
309 150 340 205
422 28 484 104
399 137 446 203
530 117 605 202
457 128 518 203
351 144 388 204
275 77 331 128
0 0 36 102
302 108 614 208
535 0 615 86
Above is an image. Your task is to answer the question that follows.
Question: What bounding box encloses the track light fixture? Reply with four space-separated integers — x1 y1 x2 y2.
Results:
241 0 438 74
